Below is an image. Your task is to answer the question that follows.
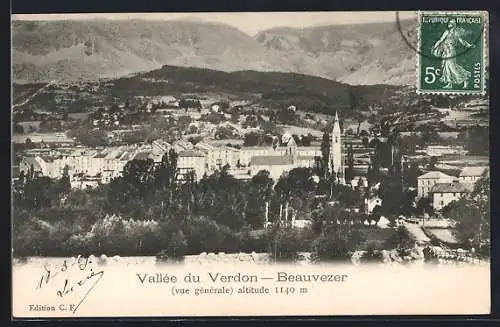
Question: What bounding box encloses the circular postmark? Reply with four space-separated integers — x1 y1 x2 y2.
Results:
396 11 484 60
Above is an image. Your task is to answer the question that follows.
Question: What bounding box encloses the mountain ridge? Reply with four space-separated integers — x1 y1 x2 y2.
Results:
12 18 418 85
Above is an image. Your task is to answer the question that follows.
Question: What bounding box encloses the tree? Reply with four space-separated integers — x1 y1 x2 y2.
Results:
334 184 361 208
373 140 392 169
403 163 421 187
378 178 404 215
385 226 413 250
421 130 440 145
427 156 438 169
465 126 489 155
320 131 330 180
251 170 274 197
244 170 275 228
183 216 235 254
154 149 179 202
345 145 355 182
268 227 309 262
399 135 419 155
67 127 108 147
416 197 433 215
302 133 313 146
275 168 316 206
17 175 61 210
446 172 490 252
58 165 71 195
214 126 236 140
362 137 369 148
354 113 365 136
13 123 24 134
366 164 380 185
313 213 363 262
106 158 157 216
230 112 241 124
165 230 188 260
25 138 34 148
244 132 261 146
400 190 417 216
361 243 384 263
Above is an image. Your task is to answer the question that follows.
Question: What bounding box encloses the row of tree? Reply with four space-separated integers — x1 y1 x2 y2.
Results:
13 141 489 259
13 147 385 258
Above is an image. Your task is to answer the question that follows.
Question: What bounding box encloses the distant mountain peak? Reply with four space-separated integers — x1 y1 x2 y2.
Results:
12 18 418 85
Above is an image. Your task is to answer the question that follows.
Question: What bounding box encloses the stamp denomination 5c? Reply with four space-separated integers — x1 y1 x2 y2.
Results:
418 11 487 94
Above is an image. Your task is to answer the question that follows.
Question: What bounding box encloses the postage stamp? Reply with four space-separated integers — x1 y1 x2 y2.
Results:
417 11 487 94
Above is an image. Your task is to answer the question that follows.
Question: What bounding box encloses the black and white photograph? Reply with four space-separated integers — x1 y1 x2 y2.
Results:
11 11 490 317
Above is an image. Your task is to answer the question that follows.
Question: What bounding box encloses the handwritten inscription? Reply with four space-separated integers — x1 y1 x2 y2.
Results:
35 256 104 313
36 256 91 290
56 268 104 313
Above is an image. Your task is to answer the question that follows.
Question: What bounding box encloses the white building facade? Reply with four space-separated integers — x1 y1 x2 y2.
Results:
430 181 470 211
417 171 456 199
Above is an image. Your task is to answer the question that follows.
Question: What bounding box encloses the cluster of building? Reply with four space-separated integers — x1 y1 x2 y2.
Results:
19 114 346 189
417 166 488 211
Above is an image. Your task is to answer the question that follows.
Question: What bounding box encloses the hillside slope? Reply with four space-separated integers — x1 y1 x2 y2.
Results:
12 18 417 85
109 65 405 117
255 19 418 85
12 65 407 119
12 19 292 83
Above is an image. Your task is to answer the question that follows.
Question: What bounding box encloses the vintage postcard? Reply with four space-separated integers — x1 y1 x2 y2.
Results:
11 11 490 318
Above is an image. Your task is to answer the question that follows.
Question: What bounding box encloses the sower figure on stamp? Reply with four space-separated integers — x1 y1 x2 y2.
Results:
431 18 474 89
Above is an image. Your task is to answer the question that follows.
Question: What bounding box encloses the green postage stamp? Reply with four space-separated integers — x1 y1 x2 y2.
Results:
418 11 487 94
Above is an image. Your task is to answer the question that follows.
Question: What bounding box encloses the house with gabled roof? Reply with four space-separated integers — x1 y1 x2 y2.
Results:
430 181 471 211
246 112 344 183
417 171 456 199
458 166 488 190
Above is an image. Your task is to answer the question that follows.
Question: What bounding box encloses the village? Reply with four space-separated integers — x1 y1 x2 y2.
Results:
12 80 490 265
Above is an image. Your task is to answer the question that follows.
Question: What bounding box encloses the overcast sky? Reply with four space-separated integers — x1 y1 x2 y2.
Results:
12 11 416 36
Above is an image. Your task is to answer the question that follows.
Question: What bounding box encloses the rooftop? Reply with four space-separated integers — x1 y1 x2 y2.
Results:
430 182 471 194
178 150 205 157
459 166 488 177
152 139 171 149
38 155 58 163
22 156 42 167
119 151 135 161
133 152 152 161
297 155 317 161
418 171 454 180
194 142 215 151
93 151 109 158
250 155 294 166
69 149 97 157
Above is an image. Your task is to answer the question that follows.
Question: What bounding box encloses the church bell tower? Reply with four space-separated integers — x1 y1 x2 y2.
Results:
330 112 344 184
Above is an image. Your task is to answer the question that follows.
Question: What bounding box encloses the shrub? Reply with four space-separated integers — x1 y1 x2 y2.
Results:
314 234 352 262
156 230 188 262
360 243 384 263
183 216 239 254
422 246 439 264
267 227 311 262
